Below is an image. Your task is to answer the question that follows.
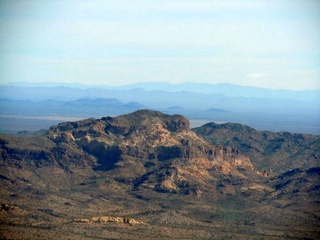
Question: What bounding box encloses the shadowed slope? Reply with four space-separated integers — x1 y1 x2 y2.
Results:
193 122 320 173
0 110 319 239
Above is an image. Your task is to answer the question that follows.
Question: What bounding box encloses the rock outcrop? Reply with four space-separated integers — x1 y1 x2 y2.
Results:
74 216 144 225
46 110 256 194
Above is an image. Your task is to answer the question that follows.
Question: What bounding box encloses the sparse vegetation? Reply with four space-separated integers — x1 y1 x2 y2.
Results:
0 110 319 239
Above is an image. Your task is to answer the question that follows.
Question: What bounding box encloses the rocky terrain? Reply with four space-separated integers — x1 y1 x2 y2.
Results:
0 110 319 239
193 122 320 173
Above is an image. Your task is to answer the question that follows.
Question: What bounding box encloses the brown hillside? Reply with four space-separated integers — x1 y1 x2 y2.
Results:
0 110 319 239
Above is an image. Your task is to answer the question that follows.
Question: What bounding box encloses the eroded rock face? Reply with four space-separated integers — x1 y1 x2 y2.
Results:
47 111 249 163
73 218 90 223
1 110 257 198
74 216 144 225
45 110 257 194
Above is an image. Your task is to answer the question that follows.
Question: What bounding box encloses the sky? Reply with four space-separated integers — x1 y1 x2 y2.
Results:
0 0 319 90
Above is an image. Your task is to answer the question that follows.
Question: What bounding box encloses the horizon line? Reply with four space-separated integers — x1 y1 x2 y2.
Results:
2 81 320 92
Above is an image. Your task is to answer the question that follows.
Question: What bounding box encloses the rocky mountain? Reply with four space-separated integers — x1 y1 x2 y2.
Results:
193 122 320 173
0 110 319 239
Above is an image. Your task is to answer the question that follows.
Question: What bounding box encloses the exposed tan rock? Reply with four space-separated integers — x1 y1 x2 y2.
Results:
73 218 90 223
214 161 233 175
241 183 273 192
125 218 144 225
256 169 274 177
74 216 144 225
49 132 75 143
92 216 124 223
159 178 180 193
233 157 254 170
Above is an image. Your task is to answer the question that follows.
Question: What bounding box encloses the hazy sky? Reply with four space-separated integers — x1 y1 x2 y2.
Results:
0 0 319 90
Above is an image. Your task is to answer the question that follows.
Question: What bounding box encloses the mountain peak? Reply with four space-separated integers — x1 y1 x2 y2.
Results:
47 109 252 184
117 109 190 132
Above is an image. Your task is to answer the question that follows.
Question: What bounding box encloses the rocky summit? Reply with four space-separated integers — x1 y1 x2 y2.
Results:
0 110 319 239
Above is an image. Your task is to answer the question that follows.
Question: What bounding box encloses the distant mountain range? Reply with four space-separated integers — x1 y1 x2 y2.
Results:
6 81 320 101
0 82 319 134
0 98 146 118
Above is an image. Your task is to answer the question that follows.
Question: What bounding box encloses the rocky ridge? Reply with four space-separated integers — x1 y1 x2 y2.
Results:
46 110 255 194
193 122 320 173
0 110 319 239
74 216 144 225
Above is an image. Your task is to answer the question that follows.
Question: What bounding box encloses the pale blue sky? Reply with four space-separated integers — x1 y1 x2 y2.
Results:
0 0 319 90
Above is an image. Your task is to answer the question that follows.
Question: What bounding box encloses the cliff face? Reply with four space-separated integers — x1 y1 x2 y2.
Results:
0 110 319 239
46 110 254 194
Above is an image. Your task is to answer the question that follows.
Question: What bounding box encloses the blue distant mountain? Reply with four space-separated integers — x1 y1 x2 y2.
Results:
206 108 230 113
114 82 320 102
0 98 147 118
0 82 319 134
4 81 319 102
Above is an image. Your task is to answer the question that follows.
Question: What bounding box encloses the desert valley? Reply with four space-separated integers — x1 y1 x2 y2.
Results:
0 110 319 239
